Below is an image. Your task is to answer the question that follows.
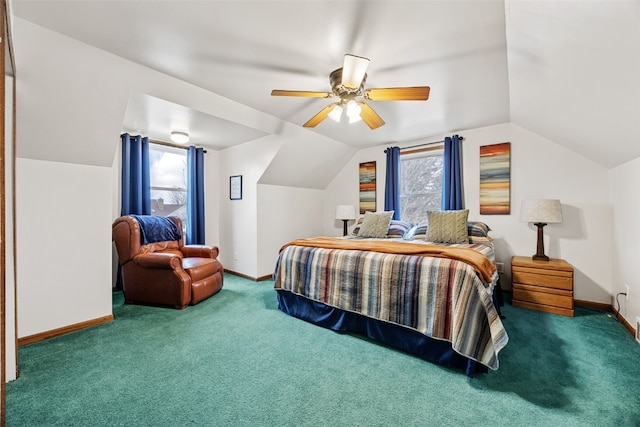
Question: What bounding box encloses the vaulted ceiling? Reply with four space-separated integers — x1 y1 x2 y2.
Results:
10 0 640 168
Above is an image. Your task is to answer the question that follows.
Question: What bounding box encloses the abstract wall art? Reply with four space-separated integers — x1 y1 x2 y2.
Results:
359 161 376 214
479 142 511 214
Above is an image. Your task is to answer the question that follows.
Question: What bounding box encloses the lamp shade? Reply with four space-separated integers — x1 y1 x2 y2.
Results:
335 205 356 220
520 199 562 224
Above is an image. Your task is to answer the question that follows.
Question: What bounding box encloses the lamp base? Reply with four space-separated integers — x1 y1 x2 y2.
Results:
532 222 550 261
342 219 349 236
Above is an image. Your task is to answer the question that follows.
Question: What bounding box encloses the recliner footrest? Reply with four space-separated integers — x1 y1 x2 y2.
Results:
182 258 222 282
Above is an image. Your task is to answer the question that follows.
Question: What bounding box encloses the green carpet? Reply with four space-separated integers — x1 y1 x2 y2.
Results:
6 274 640 426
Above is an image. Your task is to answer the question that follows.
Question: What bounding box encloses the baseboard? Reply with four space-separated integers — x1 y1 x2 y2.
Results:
18 273 269 347
574 299 610 311
607 302 636 337
570 299 636 338
18 314 114 347
224 269 273 282
506 295 637 339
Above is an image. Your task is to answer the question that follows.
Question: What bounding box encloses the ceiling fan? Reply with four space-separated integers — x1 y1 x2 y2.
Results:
271 54 430 130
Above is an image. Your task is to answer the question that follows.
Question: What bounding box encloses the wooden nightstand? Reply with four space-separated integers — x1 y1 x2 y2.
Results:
511 256 574 317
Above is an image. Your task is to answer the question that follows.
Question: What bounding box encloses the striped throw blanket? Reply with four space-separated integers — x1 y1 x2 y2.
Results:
274 238 508 370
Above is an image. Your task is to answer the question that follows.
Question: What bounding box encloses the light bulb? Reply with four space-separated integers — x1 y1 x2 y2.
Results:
346 100 362 123
328 104 343 122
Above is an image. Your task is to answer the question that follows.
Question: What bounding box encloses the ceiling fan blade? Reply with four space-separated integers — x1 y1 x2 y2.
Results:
271 90 333 98
341 54 370 90
358 102 385 129
303 103 338 128
364 86 430 101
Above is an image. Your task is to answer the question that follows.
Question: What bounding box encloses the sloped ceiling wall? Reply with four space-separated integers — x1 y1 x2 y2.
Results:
11 17 282 168
506 0 640 168
11 16 356 189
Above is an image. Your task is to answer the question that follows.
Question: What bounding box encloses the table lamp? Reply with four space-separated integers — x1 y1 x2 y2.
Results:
520 199 562 261
335 205 356 236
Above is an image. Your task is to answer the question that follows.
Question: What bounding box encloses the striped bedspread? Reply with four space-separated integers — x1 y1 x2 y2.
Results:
273 238 508 370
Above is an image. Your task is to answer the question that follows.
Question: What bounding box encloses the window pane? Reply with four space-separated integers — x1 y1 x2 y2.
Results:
149 144 187 226
400 151 443 224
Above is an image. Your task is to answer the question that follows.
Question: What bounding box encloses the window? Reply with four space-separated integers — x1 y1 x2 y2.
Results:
400 147 444 224
149 144 187 226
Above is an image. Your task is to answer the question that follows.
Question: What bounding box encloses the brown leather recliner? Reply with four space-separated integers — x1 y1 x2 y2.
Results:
112 215 223 309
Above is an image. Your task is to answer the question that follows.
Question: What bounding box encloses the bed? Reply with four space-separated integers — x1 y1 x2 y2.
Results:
273 210 508 376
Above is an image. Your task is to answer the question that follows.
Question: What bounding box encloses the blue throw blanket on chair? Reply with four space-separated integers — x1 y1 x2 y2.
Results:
131 215 182 245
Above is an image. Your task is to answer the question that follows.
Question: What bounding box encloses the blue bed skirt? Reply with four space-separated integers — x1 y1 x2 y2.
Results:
276 290 487 377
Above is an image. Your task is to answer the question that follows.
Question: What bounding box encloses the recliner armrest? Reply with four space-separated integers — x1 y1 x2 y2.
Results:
181 245 219 259
134 252 182 270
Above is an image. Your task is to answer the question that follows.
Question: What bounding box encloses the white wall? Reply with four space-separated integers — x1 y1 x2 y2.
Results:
218 136 282 277
324 123 612 302
220 128 352 279
465 124 611 303
257 184 325 277
15 159 113 337
609 157 640 327
323 147 368 236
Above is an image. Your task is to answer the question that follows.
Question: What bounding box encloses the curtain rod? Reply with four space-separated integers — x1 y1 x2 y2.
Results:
399 135 464 151
149 137 208 153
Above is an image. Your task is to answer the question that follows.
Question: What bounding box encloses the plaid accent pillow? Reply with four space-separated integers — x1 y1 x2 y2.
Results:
386 220 414 239
468 235 494 244
467 221 491 238
408 224 429 240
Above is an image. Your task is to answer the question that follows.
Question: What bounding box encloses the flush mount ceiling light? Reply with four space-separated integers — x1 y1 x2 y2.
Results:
170 131 190 144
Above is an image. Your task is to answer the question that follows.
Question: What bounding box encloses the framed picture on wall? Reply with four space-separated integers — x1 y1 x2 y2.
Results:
479 142 511 214
230 175 243 200
359 161 376 214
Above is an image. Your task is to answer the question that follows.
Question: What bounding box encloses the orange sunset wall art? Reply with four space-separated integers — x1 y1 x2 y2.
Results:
359 161 376 214
479 142 511 215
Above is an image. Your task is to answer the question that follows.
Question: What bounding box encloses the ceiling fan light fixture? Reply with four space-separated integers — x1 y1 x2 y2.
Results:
170 130 190 144
348 114 362 124
271 54 429 129
341 54 370 90
328 104 343 122
346 100 362 123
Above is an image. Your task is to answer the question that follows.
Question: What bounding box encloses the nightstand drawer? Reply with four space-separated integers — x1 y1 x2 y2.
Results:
513 284 573 309
512 300 574 317
512 270 573 291
511 256 574 317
